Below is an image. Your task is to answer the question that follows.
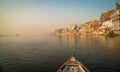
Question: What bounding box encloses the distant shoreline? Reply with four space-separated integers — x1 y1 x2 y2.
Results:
54 3 120 37
0 34 19 37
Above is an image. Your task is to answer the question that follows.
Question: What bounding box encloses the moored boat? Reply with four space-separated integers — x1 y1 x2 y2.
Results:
57 55 90 72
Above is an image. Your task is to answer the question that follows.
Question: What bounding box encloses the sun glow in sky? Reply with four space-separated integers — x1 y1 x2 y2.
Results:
0 0 119 35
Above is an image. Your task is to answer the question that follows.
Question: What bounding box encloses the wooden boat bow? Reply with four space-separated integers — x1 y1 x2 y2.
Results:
57 55 90 72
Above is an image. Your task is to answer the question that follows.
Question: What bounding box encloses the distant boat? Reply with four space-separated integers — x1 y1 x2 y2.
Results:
16 34 19 36
57 55 90 72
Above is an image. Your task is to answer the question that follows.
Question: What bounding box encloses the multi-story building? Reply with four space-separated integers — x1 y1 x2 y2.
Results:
110 3 120 30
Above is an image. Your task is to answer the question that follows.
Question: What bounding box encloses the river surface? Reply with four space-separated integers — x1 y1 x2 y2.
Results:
0 35 120 72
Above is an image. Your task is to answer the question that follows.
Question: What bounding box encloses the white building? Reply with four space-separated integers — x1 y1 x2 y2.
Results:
110 3 120 30
110 10 120 30
100 3 120 30
101 20 113 29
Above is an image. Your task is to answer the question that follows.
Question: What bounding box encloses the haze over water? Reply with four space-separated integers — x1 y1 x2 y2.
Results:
0 0 120 35
0 35 120 72
0 0 120 72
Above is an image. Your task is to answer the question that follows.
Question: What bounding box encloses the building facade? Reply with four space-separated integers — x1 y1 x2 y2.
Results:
110 3 120 30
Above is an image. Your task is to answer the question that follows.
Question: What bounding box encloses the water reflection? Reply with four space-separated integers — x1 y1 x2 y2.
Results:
55 34 120 56
55 34 120 50
55 35 120 72
55 35 102 49
0 35 120 72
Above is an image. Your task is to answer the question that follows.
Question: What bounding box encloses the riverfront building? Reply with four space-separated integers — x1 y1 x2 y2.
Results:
110 3 120 30
100 3 120 30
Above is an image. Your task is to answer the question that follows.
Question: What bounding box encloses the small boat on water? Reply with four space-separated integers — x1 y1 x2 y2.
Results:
57 55 90 72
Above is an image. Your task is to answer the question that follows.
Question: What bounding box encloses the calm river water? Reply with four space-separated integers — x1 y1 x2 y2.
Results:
0 35 120 72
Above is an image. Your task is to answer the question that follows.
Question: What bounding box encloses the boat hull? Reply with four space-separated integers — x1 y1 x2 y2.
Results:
57 55 89 72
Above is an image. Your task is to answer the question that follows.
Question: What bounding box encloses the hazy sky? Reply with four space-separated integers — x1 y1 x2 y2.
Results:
0 0 119 35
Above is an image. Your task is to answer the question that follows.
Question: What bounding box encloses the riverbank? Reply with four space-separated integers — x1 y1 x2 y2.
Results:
54 3 120 37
